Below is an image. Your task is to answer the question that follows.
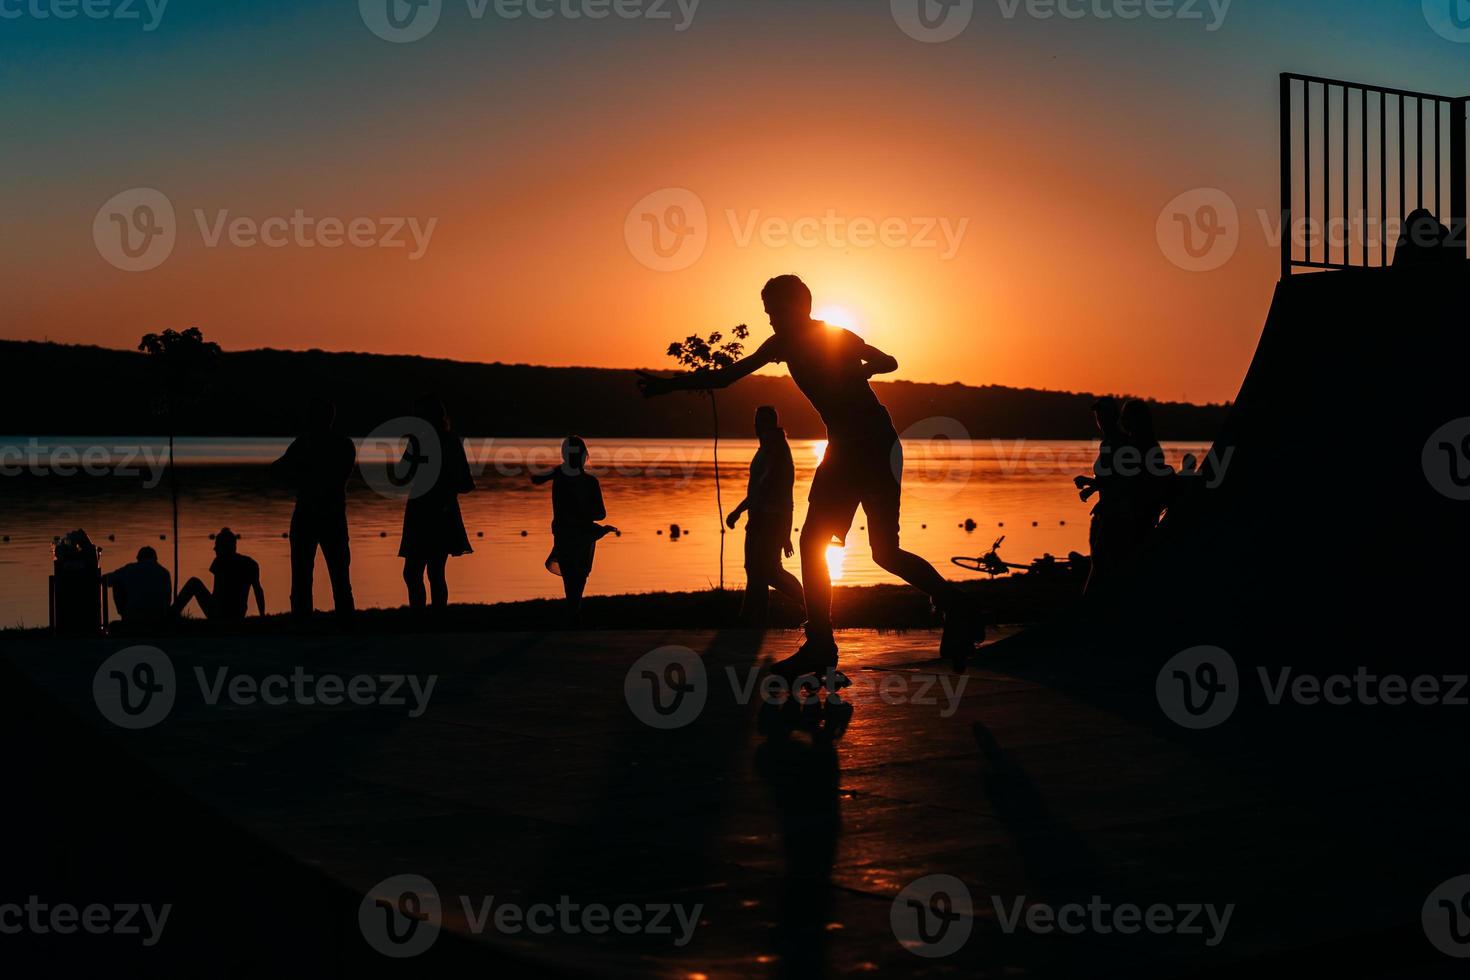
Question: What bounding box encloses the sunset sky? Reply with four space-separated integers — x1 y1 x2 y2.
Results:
3 1 1468 404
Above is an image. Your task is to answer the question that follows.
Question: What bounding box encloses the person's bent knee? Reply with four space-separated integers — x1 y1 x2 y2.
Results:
870 540 902 570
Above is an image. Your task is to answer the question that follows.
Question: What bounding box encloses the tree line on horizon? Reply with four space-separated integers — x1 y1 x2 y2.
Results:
1 339 1229 441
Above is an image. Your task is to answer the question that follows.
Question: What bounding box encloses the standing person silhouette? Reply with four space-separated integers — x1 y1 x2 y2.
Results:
726 405 803 625
397 395 475 614
532 436 617 626
271 395 356 623
640 275 983 677
1075 396 1125 596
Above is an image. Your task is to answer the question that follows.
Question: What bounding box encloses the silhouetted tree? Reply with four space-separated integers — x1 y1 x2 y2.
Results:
664 325 748 591
139 328 221 598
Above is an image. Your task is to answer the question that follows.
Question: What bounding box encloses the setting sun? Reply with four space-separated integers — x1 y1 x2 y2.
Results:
825 542 846 582
813 305 859 332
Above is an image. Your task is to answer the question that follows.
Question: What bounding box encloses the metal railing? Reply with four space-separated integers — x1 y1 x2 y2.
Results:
1280 73 1467 277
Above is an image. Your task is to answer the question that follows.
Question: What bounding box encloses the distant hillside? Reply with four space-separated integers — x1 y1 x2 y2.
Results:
0 340 1228 440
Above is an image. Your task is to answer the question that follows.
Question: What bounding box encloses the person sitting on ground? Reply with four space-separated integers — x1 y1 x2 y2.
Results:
106 546 172 625
532 436 617 626
726 405 803 625
171 528 265 621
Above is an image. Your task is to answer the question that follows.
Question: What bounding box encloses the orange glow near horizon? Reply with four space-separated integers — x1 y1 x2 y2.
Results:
0 21 1291 407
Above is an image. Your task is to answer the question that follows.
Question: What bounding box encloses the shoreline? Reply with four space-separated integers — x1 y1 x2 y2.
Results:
25 575 1082 638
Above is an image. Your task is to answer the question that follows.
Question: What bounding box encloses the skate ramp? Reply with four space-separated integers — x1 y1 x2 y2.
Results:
1069 265 1470 671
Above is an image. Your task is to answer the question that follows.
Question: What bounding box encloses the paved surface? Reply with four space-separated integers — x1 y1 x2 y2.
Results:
4 628 1466 977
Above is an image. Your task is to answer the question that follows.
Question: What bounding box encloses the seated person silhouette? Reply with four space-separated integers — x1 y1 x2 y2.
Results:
1393 208 1460 268
171 528 265 621
270 395 356 621
106 546 172 624
640 274 983 677
726 405 803 625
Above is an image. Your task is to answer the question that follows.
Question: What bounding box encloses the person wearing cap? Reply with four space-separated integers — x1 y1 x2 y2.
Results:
105 546 172 625
170 527 265 621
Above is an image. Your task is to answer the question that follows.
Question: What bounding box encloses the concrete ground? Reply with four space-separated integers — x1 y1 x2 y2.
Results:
2 627 1465 977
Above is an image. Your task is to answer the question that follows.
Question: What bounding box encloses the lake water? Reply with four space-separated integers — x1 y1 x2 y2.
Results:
0 437 1207 628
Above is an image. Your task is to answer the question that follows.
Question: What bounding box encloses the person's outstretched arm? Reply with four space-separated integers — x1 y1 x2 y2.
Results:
726 497 749 529
638 338 779 397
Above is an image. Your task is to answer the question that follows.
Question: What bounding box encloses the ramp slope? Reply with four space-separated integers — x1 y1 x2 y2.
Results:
1077 266 1470 670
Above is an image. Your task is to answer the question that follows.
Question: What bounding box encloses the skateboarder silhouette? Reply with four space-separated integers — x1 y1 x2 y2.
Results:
639 275 983 677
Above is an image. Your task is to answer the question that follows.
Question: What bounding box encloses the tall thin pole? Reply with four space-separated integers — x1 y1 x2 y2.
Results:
1436 98 1442 215
168 425 178 601
1400 94 1406 226
1324 84 1331 261
1305 81 1312 265
1281 74 1293 279
1362 86 1369 267
1419 97 1426 211
1452 97 1468 259
1342 84 1349 266
710 392 724 593
1381 91 1388 266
